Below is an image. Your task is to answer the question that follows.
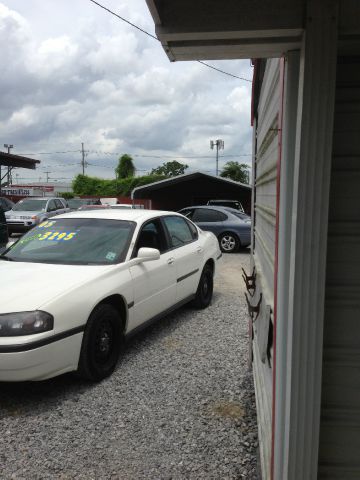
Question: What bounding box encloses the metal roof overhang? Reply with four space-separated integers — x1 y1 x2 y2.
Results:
146 0 305 60
0 152 40 169
146 0 360 60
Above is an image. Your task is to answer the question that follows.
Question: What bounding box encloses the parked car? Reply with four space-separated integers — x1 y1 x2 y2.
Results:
0 197 14 212
0 207 8 252
110 204 145 210
77 204 110 211
222 206 251 223
0 209 220 382
207 199 245 213
67 198 101 211
179 205 251 253
5 197 70 234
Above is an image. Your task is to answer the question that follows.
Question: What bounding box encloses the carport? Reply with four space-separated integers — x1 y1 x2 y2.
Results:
131 172 251 212
0 152 40 193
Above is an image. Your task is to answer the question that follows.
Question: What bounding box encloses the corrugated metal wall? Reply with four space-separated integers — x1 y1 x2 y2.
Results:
318 56 360 478
251 58 280 479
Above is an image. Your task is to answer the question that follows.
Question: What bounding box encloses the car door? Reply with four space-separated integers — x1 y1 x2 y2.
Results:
191 208 227 237
129 218 177 330
46 199 58 218
162 215 203 302
54 199 66 214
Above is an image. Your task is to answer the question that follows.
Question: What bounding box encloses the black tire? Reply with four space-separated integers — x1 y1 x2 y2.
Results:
192 265 214 309
219 232 239 253
77 303 123 381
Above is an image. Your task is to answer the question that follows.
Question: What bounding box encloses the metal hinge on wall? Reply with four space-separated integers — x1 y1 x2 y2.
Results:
245 292 262 321
242 267 256 295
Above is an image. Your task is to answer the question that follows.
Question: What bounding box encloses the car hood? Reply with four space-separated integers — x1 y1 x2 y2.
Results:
0 261 109 313
6 210 44 218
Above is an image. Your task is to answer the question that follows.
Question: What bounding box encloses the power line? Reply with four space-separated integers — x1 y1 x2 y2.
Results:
18 150 80 155
89 0 158 41
18 149 251 159
197 61 252 82
88 0 252 82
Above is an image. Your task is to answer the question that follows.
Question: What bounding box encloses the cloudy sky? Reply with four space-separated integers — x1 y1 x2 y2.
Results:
1 0 253 184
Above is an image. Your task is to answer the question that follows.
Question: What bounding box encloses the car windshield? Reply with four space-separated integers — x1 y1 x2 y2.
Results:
12 199 47 211
67 199 86 209
4 218 135 265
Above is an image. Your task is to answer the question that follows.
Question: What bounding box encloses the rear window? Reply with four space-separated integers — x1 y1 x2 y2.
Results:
192 208 227 222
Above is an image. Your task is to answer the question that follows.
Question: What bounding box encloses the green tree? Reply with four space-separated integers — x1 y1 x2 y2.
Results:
72 173 168 197
151 160 188 177
116 154 135 179
220 161 250 184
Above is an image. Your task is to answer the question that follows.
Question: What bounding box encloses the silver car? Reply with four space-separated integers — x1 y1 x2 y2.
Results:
179 205 251 253
5 197 70 234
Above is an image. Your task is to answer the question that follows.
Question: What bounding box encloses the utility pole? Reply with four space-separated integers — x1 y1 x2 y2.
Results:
44 171 51 183
81 142 86 175
210 139 224 176
4 143 14 186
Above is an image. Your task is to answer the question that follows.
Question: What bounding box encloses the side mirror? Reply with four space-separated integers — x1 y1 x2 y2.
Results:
137 247 160 262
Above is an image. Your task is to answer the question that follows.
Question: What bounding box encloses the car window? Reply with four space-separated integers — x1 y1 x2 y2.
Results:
163 216 195 248
47 200 57 212
192 208 227 222
134 219 167 256
54 199 64 209
185 219 198 240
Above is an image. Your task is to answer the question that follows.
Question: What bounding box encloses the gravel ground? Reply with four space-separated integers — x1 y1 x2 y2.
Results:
0 251 259 479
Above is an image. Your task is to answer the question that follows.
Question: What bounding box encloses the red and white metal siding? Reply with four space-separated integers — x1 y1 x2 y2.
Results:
318 55 360 478
251 58 280 479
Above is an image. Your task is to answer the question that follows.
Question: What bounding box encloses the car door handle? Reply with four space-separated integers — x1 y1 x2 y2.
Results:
167 257 175 265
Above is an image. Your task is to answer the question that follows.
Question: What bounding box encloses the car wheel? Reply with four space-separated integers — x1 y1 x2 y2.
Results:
192 264 214 309
77 303 123 381
219 232 239 253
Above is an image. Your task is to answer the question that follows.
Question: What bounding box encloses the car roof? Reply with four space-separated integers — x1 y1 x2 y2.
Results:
180 205 231 213
56 209 182 222
208 199 240 202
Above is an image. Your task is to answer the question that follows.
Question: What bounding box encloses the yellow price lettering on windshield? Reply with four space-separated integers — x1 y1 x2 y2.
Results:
38 221 56 229
38 231 77 241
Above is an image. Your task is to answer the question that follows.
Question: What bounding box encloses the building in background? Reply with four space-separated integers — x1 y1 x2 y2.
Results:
2 182 72 202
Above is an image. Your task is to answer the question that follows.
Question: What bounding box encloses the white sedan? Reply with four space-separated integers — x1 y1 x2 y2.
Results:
0 210 221 382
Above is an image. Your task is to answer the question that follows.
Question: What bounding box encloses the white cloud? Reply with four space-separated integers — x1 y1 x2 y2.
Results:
0 1 253 180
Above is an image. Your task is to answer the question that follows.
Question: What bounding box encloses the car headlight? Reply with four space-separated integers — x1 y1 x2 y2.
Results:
0 311 54 336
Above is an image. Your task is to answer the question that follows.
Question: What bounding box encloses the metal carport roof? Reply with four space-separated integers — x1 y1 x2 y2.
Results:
132 171 251 212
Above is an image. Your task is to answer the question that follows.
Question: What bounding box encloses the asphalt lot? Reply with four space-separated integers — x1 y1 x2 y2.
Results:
0 250 258 479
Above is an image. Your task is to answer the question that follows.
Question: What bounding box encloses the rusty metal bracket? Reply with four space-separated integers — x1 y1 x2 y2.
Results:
242 267 256 295
245 292 262 322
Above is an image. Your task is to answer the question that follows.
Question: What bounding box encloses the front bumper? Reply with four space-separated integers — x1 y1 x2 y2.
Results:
0 331 83 382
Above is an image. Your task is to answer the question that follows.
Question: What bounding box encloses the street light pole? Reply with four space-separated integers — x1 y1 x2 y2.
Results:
210 139 224 175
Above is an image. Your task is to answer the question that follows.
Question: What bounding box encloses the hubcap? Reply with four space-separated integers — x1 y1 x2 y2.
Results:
221 235 236 252
95 321 113 361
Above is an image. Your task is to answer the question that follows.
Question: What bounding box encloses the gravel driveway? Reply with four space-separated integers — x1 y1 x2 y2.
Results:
0 251 258 479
